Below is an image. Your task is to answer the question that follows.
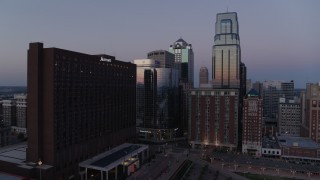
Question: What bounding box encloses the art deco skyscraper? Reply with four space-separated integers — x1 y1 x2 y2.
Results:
212 12 241 88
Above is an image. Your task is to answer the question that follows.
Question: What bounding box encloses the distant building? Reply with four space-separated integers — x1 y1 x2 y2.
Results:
2 100 16 126
278 98 301 136
263 80 294 118
169 38 194 86
12 94 27 134
246 79 251 93
242 89 263 156
27 42 136 180
147 50 174 68
188 89 239 149
199 66 209 87
252 81 263 96
281 81 295 100
301 83 320 143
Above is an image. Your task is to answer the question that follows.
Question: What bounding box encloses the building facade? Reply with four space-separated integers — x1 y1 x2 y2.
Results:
13 94 27 134
277 136 320 166
301 83 320 143
169 38 194 86
263 80 295 118
212 12 241 89
2 100 16 127
188 89 239 149
147 50 174 68
278 98 301 136
27 42 136 180
242 89 263 156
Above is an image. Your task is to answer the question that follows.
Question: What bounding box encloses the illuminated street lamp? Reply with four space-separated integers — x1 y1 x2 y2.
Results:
38 160 42 180
234 164 238 171
307 172 312 179
221 163 225 169
261 167 266 175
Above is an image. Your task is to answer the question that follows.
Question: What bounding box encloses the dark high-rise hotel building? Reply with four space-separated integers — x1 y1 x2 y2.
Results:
27 42 136 179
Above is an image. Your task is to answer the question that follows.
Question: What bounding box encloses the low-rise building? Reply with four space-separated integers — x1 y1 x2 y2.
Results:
278 135 320 165
261 137 281 158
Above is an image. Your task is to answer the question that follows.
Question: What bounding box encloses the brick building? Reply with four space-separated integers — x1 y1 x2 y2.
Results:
242 89 263 156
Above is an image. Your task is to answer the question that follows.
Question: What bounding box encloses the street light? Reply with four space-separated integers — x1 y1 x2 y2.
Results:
221 163 225 169
38 160 42 180
307 172 312 179
261 167 266 175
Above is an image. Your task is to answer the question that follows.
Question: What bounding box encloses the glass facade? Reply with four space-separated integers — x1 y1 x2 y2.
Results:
212 12 241 89
134 59 179 130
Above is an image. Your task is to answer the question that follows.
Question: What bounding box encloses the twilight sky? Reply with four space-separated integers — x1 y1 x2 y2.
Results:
0 0 319 88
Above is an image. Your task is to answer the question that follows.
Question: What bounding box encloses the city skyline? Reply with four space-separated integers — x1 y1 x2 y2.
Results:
0 0 319 87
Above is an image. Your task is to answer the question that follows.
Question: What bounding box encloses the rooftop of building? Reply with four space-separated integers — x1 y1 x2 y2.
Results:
262 136 280 149
0 142 52 171
79 143 148 172
246 88 260 97
0 143 26 165
0 172 23 180
175 38 187 43
277 135 320 149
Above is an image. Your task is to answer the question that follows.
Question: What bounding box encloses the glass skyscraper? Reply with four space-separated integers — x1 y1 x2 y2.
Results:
169 38 194 86
212 12 241 88
134 59 179 141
